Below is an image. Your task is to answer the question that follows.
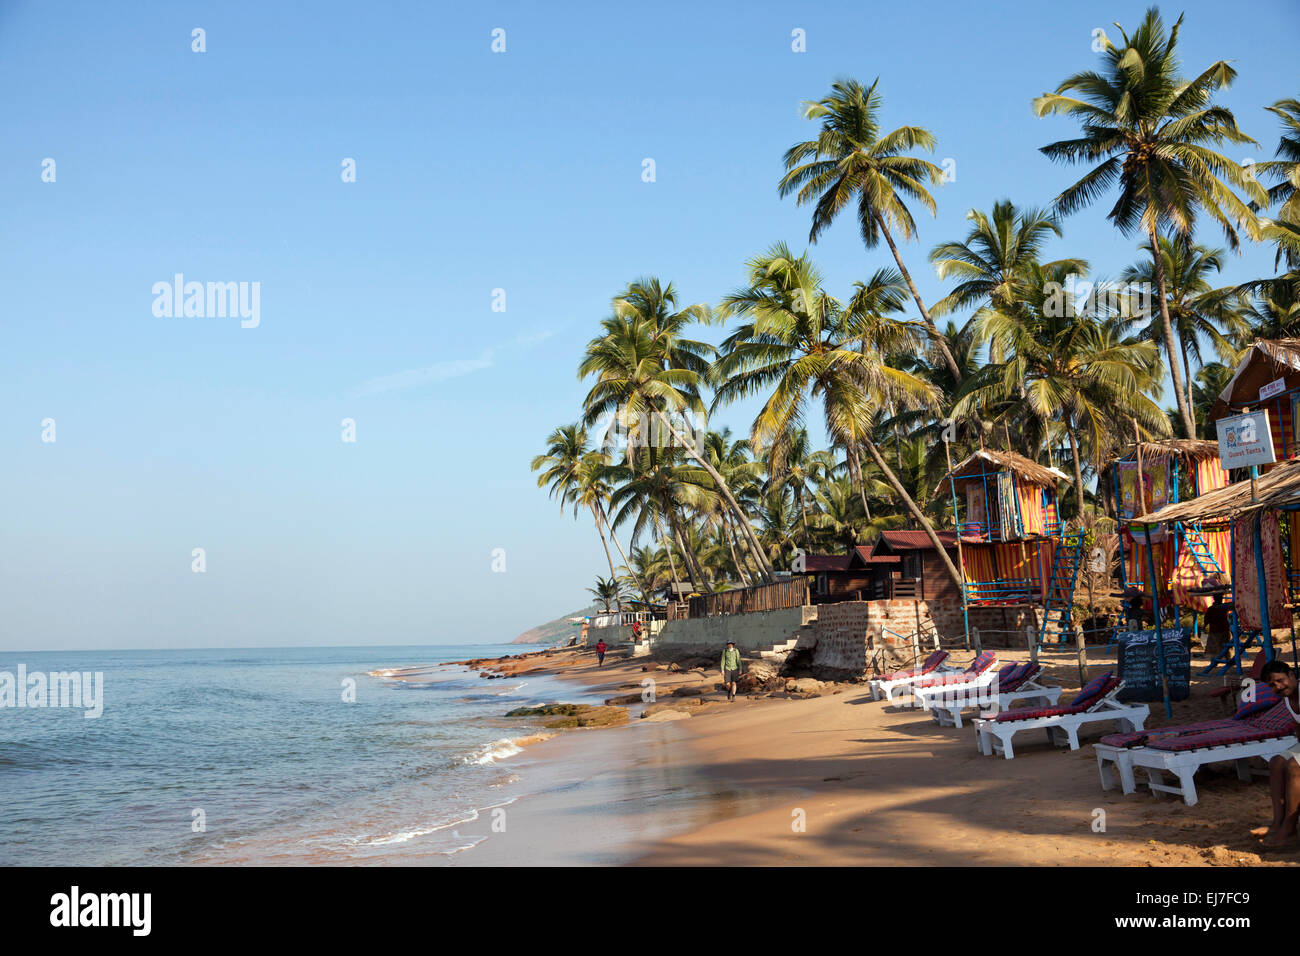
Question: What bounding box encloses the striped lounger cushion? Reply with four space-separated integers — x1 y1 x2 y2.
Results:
914 651 997 688
993 673 1117 723
880 650 948 682
1099 719 1238 749
998 664 1039 694
1144 722 1295 752
1234 687 1282 719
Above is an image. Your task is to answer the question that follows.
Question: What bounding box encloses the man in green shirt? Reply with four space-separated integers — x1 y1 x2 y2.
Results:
721 640 741 702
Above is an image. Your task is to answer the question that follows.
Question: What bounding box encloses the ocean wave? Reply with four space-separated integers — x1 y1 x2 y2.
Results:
462 738 524 765
352 797 517 847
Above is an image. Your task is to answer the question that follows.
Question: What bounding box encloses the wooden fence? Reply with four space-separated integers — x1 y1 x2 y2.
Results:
686 577 810 619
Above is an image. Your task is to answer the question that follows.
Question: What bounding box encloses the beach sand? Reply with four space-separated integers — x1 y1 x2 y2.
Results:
450 644 1300 866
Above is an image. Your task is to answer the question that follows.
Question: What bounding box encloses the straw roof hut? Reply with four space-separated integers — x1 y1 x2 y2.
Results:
1116 438 1220 462
936 449 1070 493
1209 339 1300 421
1135 458 1300 526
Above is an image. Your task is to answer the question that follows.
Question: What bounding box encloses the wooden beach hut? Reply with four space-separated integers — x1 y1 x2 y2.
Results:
936 449 1078 643
1136 459 1300 671
1110 440 1233 627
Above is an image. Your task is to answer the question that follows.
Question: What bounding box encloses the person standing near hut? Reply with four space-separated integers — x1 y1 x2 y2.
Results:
720 640 741 702
594 638 608 667
1201 592 1231 659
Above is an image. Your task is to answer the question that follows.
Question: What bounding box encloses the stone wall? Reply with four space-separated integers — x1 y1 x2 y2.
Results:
807 601 873 679
966 605 1044 650
651 606 813 659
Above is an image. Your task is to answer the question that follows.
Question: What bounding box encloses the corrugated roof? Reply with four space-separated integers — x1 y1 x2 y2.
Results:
802 554 851 571
852 544 900 564
877 530 959 551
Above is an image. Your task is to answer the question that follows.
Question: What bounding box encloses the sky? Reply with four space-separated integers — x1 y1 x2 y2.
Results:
1 0 1296 650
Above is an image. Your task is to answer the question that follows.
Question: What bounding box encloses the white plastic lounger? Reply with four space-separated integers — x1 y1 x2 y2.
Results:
1096 734 1296 806
972 673 1149 759
914 659 1011 719
868 650 954 702
930 664 1061 729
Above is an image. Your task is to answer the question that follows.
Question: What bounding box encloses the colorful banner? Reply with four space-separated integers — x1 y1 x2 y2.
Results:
1117 460 1171 520
1232 511 1288 632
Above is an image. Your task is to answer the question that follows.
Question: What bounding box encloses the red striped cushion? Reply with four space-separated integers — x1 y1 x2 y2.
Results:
1243 701 1299 733
1144 725 1294 752
994 705 1085 722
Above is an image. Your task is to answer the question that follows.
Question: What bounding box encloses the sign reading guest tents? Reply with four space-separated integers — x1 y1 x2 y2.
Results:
1216 410 1277 470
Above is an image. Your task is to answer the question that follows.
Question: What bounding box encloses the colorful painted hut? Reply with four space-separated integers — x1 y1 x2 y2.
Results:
1111 440 1233 616
937 449 1077 641
1209 339 1300 606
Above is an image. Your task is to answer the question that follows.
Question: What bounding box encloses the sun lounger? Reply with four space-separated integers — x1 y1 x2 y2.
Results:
1095 689 1295 805
868 649 953 702
911 652 1003 714
973 672 1148 759
929 662 1062 728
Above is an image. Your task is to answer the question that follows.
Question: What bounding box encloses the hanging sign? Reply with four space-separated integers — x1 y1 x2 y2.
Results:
1217 409 1276 469
1260 378 1287 401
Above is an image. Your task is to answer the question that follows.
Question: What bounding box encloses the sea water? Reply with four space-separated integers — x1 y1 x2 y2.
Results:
0 644 599 865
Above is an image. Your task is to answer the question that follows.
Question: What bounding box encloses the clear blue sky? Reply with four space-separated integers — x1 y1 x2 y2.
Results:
2 0 1296 650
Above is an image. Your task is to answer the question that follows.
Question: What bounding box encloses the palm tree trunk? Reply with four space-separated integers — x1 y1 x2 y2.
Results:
653 510 684 599
1180 339 1196 437
1147 224 1198 439
601 503 647 605
847 445 873 523
1066 421 1086 519
861 437 965 590
666 504 703 593
722 512 752 587
651 408 775 581
591 507 622 615
873 210 963 382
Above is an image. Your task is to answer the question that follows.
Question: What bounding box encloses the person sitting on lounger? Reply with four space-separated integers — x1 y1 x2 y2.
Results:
1254 660 1300 848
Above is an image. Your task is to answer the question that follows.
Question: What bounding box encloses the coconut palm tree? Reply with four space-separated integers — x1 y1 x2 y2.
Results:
531 424 624 610
1033 6 1266 438
778 77 961 381
713 243 963 587
956 262 1171 517
579 279 777 581
930 200 1087 318
1257 98 1300 233
587 576 626 613
1118 235 1243 423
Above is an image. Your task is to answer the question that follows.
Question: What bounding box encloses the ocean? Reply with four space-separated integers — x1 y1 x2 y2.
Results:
0 644 605 865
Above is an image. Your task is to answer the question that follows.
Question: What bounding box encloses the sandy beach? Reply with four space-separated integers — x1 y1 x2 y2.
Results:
452 644 1300 867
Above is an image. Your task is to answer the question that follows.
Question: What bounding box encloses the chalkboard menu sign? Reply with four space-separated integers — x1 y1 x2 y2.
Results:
1115 629 1191 702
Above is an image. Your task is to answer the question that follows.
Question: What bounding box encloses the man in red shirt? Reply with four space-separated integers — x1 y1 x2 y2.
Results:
595 639 608 667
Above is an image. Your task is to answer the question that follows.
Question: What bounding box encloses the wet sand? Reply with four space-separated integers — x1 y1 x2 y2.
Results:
451 644 1300 866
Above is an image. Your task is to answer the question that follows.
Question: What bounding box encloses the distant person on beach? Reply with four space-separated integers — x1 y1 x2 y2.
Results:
595 639 608 667
721 640 741 702
1122 586 1146 630
1201 593 1231 659
1254 660 1300 848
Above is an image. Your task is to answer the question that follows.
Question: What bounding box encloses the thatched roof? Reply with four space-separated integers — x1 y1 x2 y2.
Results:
938 448 1070 492
1209 339 1300 422
1135 458 1300 525
1115 439 1222 463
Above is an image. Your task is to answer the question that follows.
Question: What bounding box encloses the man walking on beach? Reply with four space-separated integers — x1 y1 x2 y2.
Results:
721 640 741 702
1253 660 1300 848
595 639 607 667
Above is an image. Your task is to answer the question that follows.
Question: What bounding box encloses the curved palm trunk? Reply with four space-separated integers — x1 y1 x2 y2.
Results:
861 437 964 590
666 502 704 593
1179 337 1196 436
872 210 963 382
652 510 684 599
1066 422 1086 519
1147 223 1198 439
723 512 753 587
651 408 775 582
591 506 622 615
600 503 647 606
847 445 873 523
